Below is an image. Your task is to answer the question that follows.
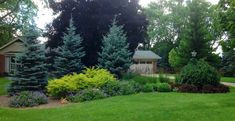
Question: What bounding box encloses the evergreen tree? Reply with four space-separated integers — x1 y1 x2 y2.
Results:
98 19 132 77
47 0 147 67
9 28 47 94
54 18 85 78
169 0 219 68
219 0 235 76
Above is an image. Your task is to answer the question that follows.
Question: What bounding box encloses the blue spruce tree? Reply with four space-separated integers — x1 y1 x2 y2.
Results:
9 28 47 94
54 18 85 77
98 19 132 77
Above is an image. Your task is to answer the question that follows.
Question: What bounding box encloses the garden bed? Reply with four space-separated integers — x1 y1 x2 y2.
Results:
0 96 66 109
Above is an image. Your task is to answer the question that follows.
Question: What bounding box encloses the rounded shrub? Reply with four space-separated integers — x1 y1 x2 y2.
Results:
157 83 172 92
119 82 136 95
101 81 122 96
47 67 116 98
142 83 157 92
67 88 106 102
178 60 220 88
9 91 48 108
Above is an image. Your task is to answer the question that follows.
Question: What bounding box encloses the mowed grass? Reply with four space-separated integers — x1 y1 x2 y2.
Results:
0 77 11 95
0 88 235 121
221 77 235 83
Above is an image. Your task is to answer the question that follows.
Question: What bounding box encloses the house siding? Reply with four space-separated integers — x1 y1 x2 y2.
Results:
0 54 5 75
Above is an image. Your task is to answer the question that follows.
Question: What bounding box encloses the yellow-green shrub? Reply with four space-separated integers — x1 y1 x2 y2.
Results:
47 74 78 98
47 67 116 98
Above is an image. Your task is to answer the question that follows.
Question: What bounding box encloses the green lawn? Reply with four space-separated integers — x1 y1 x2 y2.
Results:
0 88 235 121
221 77 235 83
0 77 10 95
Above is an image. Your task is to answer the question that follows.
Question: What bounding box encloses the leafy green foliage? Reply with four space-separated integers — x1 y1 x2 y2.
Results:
47 74 78 98
158 74 170 83
67 88 106 102
9 91 48 108
219 0 235 76
131 76 158 85
100 81 122 97
168 0 221 68
98 19 132 77
142 83 157 92
54 18 85 78
178 60 220 87
157 83 172 92
47 68 116 98
0 0 39 47
144 0 186 71
8 28 47 94
118 82 136 95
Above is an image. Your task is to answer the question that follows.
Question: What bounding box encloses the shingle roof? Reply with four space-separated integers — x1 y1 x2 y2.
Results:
133 50 161 60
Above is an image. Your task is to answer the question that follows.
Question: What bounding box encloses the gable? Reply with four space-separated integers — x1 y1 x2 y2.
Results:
0 39 24 55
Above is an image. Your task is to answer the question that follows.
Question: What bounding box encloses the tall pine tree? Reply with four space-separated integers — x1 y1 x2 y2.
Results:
98 19 132 77
54 18 85 78
9 28 47 94
169 0 218 68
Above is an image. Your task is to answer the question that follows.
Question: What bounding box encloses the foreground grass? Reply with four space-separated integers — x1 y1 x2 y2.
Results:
221 77 235 83
0 88 235 121
0 77 10 95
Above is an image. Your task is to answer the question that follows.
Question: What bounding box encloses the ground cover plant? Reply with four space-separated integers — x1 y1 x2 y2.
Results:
9 91 48 108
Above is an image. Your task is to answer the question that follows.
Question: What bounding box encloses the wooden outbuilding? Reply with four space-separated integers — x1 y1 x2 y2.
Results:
130 50 161 74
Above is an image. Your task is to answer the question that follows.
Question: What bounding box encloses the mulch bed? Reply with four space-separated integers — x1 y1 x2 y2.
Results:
0 96 69 109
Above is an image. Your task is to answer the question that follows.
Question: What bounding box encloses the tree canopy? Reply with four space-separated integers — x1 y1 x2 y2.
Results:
46 0 148 66
0 0 38 47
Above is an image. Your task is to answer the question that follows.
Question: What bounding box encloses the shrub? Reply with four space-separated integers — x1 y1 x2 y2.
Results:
128 81 143 93
132 76 158 85
158 74 170 83
47 74 78 98
47 67 116 98
178 60 220 87
101 81 122 96
121 72 139 80
142 83 157 92
157 83 171 92
201 84 230 93
177 84 198 93
67 88 106 102
9 91 48 108
119 82 136 95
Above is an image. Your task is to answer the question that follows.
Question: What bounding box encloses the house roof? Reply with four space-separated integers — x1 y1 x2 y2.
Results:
0 38 23 51
133 50 161 60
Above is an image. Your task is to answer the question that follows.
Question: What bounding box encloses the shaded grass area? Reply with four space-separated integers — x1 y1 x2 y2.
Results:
0 77 11 95
221 77 235 83
0 88 235 121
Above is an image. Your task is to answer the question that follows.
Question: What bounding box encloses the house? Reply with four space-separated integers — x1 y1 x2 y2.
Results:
0 38 24 75
130 50 161 74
